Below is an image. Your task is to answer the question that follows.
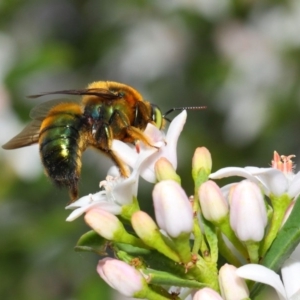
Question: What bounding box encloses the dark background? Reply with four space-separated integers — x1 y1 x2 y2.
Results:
1 1 300 299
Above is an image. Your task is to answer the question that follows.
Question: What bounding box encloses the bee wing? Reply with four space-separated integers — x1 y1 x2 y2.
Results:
28 88 119 100
2 120 41 149
30 98 81 120
3 99 82 149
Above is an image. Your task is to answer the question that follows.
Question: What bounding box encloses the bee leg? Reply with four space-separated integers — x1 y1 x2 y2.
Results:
68 184 79 203
94 123 130 178
108 109 155 148
107 149 130 177
125 126 155 148
133 101 153 128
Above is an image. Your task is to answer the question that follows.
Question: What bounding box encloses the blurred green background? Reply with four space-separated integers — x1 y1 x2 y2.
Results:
1 1 300 299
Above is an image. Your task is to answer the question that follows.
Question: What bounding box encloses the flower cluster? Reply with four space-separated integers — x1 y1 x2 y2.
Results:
66 111 300 300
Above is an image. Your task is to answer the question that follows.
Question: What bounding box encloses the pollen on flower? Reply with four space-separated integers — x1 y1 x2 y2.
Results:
271 151 295 174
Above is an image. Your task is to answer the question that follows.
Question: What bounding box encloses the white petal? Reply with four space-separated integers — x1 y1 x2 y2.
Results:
66 202 122 221
165 110 187 169
282 258 300 300
139 152 160 183
113 176 137 204
111 140 138 167
65 194 94 209
91 191 109 202
66 202 98 221
220 183 237 199
210 167 259 182
288 172 300 198
236 264 287 300
247 168 288 197
107 166 121 177
135 146 161 183
144 123 164 143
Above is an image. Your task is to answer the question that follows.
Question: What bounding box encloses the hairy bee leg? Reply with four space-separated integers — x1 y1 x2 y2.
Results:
109 109 157 149
94 122 130 178
125 126 156 148
107 149 130 177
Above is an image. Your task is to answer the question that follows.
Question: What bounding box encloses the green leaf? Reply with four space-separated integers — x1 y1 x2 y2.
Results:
143 269 208 289
251 195 300 298
75 230 107 255
202 217 218 262
115 242 151 255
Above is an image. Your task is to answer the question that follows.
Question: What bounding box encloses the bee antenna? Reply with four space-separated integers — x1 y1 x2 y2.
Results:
163 106 207 119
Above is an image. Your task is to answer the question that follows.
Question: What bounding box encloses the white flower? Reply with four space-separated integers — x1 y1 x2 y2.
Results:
237 259 300 300
65 142 158 221
112 110 187 183
210 151 300 198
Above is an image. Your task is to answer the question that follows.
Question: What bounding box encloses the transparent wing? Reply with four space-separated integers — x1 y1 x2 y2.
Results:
30 98 81 120
2 120 41 149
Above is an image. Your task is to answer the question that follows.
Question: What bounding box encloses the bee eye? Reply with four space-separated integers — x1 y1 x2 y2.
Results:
151 104 163 129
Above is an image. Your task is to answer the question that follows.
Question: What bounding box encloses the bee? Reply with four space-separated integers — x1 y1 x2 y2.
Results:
3 81 165 202
3 81 206 202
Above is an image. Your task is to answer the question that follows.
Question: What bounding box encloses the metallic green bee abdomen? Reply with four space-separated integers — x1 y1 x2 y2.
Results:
39 112 84 198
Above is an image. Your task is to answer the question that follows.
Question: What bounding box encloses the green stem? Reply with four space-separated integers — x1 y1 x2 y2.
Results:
218 216 248 259
188 257 219 292
142 287 178 300
121 196 140 221
192 188 210 257
245 241 260 263
192 217 203 255
172 233 192 263
217 230 241 267
260 194 291 257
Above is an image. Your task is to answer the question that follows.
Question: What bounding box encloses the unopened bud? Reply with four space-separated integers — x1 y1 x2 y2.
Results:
193 288 223 300
198 180 228 223
131 211 180 262
97 258 147 297
219 264 249 300
230 181 267 242
192 147 212 183
153 180 193 238
85 208 143 247
155 157 181 183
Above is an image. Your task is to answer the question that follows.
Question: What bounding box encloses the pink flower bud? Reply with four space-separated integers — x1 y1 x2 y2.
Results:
84 208 122 240
219 264 249 300
230 180 267 242
193 288 223 300
97 258 146 297
152 180 193 238
198 180 228 223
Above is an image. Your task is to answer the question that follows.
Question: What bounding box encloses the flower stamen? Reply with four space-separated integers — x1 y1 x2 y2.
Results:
271 151 295 174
